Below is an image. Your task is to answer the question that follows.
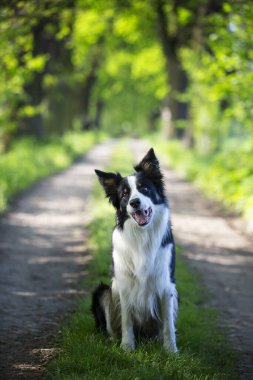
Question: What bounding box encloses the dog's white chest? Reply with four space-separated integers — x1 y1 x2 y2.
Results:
112 225 173 320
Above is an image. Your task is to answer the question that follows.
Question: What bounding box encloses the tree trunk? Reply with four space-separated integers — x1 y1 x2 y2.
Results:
167 55 188 139
81 58 100 130
155 0 189 139
94 100 104 130
23 20 46 139
21 1 75 138
148 109 160 132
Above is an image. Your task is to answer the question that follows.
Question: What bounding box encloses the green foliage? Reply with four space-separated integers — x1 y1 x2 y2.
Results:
0 131 105 213
2 0 253 150
0 6 31 139
181 1 253 151
0 0 74 142
156 138 253 224
1 1 253 226
47 142 237 380
71 0 167 136
100 37 167 135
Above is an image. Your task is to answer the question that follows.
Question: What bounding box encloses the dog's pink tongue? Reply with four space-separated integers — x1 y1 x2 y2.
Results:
134 210 147 225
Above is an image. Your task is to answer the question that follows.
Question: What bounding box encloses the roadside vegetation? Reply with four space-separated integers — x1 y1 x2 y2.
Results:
0 1 251 376
154 138 253 226
0 2 251 378
1 2 253 149
47 142 237 380
0 131 105 214
1 1 252 229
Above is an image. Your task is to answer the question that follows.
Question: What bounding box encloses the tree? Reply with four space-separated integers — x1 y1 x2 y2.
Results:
153 0 225 141
181 1 253 152
0 0 75 144
1 0 253 151
72 0 167 136
23 0 75 138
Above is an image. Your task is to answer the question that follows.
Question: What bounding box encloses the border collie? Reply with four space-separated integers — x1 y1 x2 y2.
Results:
91 148 178 352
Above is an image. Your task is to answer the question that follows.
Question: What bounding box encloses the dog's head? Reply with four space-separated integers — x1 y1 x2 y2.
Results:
95 148 166 228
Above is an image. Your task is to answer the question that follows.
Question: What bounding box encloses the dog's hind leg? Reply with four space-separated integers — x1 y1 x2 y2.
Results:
91 283 113 335
100 289 117 338
161 286 178 353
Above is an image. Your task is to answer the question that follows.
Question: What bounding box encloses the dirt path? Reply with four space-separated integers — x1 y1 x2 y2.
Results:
131 140 253 380
1 139 252 380
0 140 115 379
165 169 253 379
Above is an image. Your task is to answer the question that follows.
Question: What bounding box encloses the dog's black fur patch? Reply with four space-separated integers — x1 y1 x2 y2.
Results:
91 282 110 331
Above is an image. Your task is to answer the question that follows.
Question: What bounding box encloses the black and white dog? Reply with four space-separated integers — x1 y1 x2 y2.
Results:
92 148 178 352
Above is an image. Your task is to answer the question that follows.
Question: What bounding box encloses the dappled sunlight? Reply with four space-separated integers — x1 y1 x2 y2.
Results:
1 0 252 378
0 1 252 379
13 288 86 299
164 170 252 253
13 363 42 372
166 171 253 276
28 254 91 265
13 347 60 376
64 243 87 253
173 213 249 250
62 270 88 284
0 140 115 378
13 291 37 297
184 250 252 267
163 163 253 365
10 211 87 228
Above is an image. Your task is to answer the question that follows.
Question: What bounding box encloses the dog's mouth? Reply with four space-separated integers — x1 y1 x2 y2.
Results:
131 207 152 226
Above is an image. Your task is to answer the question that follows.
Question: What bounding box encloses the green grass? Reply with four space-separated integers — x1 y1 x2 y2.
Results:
46 141 238 380
153 137 253 225
0 130 106 213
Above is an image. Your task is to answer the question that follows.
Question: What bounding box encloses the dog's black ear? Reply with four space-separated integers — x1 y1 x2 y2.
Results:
134 148 164 192
134 148 160 176
95 169 122 208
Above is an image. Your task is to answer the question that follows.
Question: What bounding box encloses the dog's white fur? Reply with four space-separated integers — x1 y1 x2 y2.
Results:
110 175 178 352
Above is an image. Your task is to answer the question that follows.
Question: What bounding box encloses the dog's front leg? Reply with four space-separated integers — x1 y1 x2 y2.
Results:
161 291 178 353
119 292 135 352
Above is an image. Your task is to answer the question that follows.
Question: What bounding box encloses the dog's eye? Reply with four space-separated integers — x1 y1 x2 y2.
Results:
122 190 129 199
139 184 148 192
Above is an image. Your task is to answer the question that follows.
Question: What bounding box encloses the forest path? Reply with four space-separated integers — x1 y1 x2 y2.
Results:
0 140 115 379
0 139 252 380
132 139 253 380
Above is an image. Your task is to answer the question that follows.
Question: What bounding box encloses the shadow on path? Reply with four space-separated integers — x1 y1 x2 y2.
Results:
131 139 253 380
0 140 116 379
1 138 252 379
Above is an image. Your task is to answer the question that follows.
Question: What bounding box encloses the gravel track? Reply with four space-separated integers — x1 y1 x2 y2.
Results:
0 140 115 379
132 139 253 380
0 139 252 379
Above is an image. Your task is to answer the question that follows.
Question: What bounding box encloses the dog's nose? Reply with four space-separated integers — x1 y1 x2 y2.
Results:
130 198 141 209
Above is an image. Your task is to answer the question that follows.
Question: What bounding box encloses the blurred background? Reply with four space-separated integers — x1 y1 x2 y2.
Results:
0 0 253 224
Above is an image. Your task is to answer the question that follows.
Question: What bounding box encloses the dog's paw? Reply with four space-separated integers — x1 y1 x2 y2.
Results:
163 342 178 353
120 341 135 352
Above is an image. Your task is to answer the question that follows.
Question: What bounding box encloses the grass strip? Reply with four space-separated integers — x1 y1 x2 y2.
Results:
0 131 106 214
47 140 237 380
